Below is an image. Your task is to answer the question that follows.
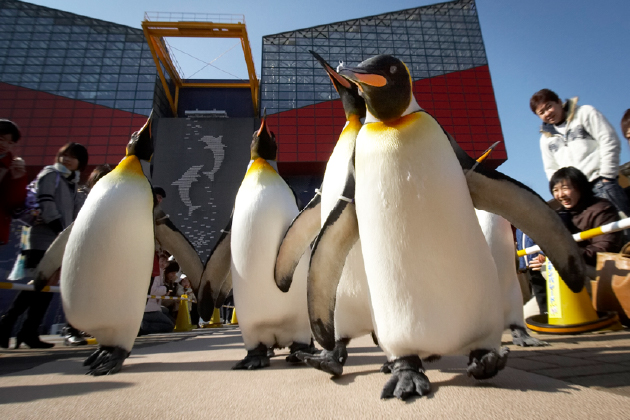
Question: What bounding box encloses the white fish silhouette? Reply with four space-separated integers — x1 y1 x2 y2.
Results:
172 165 203 216
199 135 226 181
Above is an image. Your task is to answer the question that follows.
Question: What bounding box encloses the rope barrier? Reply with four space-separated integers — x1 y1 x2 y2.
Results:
0 282 60 293
0 282 195 301
517 217 630 257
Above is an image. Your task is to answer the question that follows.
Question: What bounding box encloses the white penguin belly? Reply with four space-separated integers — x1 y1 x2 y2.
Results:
355 115 503 359
321 136 374 341
61 175 154 351
231 170 310 350
475 209 525 328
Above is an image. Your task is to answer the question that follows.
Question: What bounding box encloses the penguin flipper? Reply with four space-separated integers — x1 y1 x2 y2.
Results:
154 205 203 293
309 172 358 351
448 134 586 293
33 222 74 291
198 219 232 320
214 270 233 309
275 191 322 292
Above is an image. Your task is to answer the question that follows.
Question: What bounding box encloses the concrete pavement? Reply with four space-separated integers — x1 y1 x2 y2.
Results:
0 327 629 419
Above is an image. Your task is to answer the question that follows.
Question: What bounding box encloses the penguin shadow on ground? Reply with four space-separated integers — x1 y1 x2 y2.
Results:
431 357 580 395
328 347 389 386
0 381 133 405
124 349 320 374
0 329 247 377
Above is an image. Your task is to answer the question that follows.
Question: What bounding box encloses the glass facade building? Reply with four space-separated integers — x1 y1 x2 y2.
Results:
0 0 169 167
261 0 506 171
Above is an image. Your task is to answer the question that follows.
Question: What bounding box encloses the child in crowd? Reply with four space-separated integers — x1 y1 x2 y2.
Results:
139 253 174 335
178 274 199 326
162 261 180 318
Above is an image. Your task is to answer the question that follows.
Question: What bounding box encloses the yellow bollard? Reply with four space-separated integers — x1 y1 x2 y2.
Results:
230 308 238 325
526 260 620 334
174 295 194 332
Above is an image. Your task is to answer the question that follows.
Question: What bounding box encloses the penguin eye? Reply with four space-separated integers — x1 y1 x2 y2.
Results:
390 66 397 74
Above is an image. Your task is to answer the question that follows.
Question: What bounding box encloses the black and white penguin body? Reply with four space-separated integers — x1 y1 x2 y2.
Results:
318 55 509 399
232 158 311 349
62 155 153 348
475 210 523 328
273 53 375 375
354 111 504 358
318 79 372 346
229 114 314 369
60 117 155 375
475 209 548 347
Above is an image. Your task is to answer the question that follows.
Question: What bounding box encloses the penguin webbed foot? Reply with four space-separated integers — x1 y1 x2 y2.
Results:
380 356 431 400
84 346 129 376
299 340 348 377
286 340 318 364
467 347 509 380
232 344 270 370
510 325 549 347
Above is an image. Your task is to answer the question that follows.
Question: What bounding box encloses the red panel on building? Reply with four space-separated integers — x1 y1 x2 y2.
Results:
273 65 506 175
1 82 148 176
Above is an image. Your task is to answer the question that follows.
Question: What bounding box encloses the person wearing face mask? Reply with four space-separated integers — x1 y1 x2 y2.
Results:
529 167 624 292
530 89 630 221
0 142 89 349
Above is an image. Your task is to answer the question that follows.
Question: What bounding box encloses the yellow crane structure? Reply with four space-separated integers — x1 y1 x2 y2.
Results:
142 12 259 116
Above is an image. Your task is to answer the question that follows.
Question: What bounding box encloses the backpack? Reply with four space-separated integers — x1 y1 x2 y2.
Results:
13 172 60 226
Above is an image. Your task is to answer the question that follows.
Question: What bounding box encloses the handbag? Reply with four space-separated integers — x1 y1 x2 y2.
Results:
593 243 630 326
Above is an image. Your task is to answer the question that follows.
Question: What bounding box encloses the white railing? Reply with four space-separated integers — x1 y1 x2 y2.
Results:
144 12 245 24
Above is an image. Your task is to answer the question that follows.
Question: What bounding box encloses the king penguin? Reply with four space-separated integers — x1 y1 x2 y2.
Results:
55 115 156 375
207 113 316 369
275 52 377 376
310 55 508 400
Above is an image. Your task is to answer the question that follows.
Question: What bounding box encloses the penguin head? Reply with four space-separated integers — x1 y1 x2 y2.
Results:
126 111 154 161
251 108 277 161
338 55 412 122
309 51 365 121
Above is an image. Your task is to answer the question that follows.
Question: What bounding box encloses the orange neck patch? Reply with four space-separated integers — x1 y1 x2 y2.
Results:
114 155 144 177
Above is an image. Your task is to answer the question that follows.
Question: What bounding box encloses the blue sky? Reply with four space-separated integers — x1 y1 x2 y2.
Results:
24 0 630 199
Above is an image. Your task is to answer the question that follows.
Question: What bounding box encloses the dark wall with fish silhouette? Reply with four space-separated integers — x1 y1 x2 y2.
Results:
151 117 256 260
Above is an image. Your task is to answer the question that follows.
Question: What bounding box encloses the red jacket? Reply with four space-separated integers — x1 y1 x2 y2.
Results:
0 152 28 245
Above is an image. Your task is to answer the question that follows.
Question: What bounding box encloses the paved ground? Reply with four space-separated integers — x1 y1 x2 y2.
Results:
0 326 629 418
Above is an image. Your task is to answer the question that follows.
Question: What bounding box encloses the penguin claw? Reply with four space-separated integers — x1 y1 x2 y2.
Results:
510 326 549 347
232 355 270 370
286 341 318 364
380 356 430 400
379 360 394 374
232 344 270 370
300 342 348 376
467 347 510 380
85 346 128 376
302 349 345 377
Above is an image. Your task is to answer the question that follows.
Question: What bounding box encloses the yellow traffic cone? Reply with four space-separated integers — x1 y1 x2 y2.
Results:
204 307 223 328
174 295 194 332
230 308 238 325
526 260 620 333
